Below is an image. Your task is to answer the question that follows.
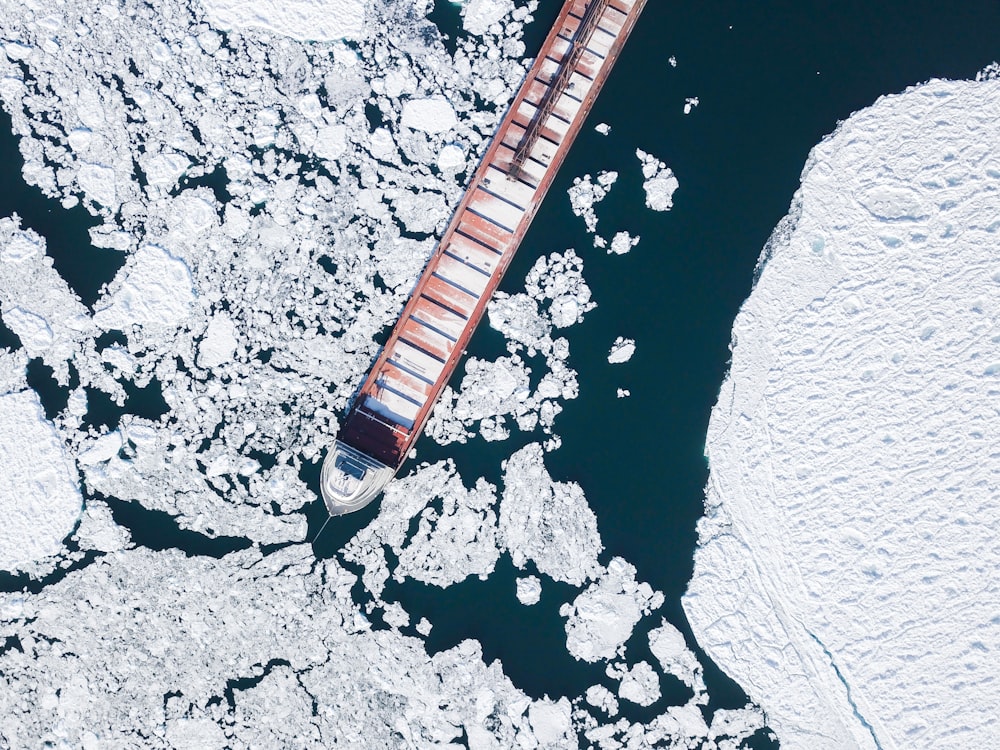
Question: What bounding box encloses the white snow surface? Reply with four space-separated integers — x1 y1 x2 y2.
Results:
198 0 367 41
0 391 82 571
684 77 1000 750
613 660 661 707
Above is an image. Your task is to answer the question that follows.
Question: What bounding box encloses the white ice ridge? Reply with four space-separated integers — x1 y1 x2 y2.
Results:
0 390 82 572
636 149 678 212
198 0 368 42
684 77 1000 749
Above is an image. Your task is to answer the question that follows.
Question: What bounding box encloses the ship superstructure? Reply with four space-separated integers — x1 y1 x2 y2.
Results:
322 0 647 515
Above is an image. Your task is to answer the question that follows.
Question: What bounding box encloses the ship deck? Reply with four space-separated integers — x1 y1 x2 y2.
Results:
336 0 647 471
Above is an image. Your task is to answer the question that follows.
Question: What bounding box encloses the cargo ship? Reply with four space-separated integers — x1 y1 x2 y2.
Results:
321 0 647 515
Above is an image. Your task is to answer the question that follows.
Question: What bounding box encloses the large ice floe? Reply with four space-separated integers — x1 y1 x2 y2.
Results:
0 0 769 744
684 75 1000 749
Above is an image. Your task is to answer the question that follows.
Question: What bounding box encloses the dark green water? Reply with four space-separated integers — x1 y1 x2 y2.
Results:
4 0 1000 743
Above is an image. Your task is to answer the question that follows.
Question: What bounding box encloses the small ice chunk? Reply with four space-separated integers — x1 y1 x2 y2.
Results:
636 149 679 212
616 388 630 398
415 618 433 636
585 685 619 716
198 315 238 369
77 162 117 208
401 97 458 135
568 171 618 234
515 575 541 606
462 0 514 36
683 97 699 115
2 307 53 353
437 143 466 173
608 231 639 255
594 123 611 136
669 56 678 67
607 337 635 364
527 697 573 746
500 443 603 586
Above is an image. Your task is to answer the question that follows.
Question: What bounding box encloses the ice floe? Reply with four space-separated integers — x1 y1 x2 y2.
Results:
0 390 82 572
199 0 368 42
500 443 603 586
515 574 542 605
685 76 1000 749
637 149 678 212
561 557 663 662
568 170 618 235
607 336 636 364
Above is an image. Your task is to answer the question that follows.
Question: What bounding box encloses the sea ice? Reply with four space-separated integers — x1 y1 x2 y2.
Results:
636 149 678 212
561 557 663 662
93 244 196 332
515 575 541 605
683 96 699 115
685 76 1000 749
607 336 635 364
198 0 367 41
0 390 82 572
613 660 661 707
608 231 639 255
500 443 603 586
401 96 458 134
568 170 618 234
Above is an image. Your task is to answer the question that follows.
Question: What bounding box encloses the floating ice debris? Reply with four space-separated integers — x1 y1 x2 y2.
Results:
616 388 630 398
608 231 640 255
515 575 542 605
568 170 618 234
401 96 458 135
460 0 515 36
636 149 678 211
648 619 706 699
612 660 661 707
685 77 1000 749
0 390 83 572
197 314 239 369
561 557 663 662
595 122 611 135
683 96 699 114
607 336 635 364
199 0 367 41
93 245 195 332
668 55 677 67
500 443 603 586
585 684 620 717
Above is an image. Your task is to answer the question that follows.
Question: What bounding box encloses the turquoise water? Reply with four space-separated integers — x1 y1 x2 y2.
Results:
3 0 1000 743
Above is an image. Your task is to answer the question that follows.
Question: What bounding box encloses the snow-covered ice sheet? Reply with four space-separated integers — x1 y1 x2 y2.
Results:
684 77 1000 749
